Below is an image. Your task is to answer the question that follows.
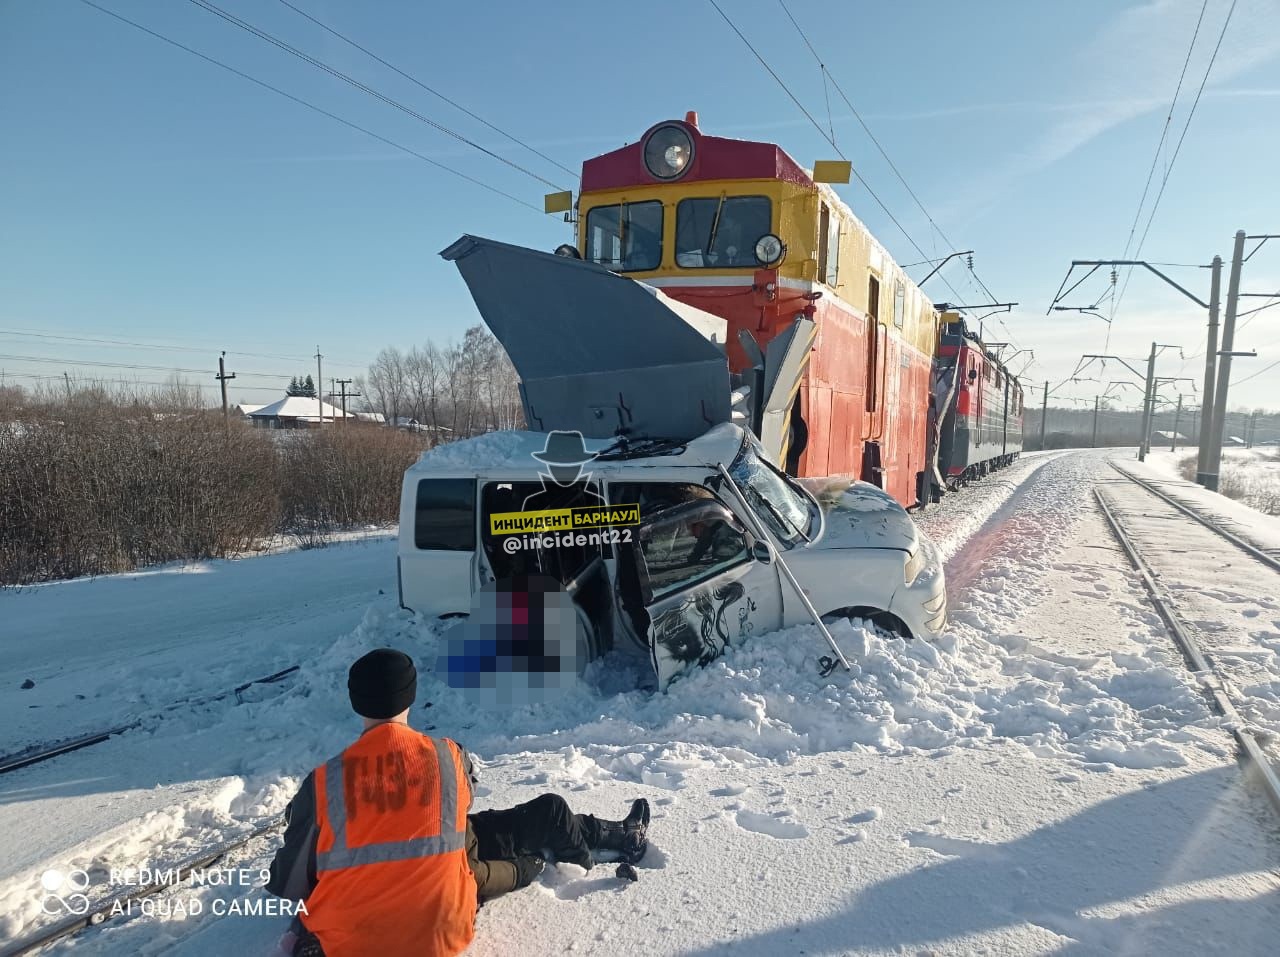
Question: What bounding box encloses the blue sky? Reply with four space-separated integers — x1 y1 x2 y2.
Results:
2 0 1278 411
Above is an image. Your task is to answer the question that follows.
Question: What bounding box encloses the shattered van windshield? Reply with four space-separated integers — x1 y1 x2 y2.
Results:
728 438 815 547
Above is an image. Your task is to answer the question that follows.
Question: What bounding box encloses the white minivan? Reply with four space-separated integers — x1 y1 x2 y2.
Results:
397 423 945 690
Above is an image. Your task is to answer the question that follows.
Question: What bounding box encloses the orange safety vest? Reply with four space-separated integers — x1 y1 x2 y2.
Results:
303 724 476 957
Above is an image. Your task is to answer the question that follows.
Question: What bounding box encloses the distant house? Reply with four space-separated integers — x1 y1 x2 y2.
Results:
232 403 267 418
247 395 355 429
354 411 386 425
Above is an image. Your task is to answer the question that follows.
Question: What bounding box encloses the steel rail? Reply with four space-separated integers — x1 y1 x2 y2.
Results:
1094 487 1280 817
1110 461 1280 572
0 816 285 957
0 666 300 776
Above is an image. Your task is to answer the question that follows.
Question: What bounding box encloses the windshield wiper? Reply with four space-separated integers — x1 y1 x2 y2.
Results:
619 204 630 267
705 193 727 260
743 480 807 544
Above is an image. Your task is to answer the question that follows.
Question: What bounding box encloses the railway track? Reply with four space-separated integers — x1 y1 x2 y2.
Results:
0 665 300 776
1110 462 1280 572
1097 469 1280 817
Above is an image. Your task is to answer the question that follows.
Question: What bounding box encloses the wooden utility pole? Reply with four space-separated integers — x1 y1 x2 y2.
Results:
216 352 236 427
315 346 323 428
1091 395 1100 448
1247 410 1260 448
335 378 360 424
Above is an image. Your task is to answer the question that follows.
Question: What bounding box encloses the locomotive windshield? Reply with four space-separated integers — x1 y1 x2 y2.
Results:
585 201 663 271
675 195 771 268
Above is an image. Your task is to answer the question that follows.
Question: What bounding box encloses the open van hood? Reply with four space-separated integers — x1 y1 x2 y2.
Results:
441 235 731 441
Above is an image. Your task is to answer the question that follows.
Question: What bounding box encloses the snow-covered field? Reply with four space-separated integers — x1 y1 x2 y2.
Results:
3 451 1280 955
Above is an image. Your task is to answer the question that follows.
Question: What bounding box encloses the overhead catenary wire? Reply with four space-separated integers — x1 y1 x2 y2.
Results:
77 0 542 212
273 0 578 180
775 0 1004 314
184 0 569 192
1111 0 1209 321
1232 357 1280 386
704 0 986 324
1112 0 1237 322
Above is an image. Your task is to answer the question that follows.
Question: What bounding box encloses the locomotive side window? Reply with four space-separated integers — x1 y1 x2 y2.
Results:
675 195 771 268
586 201 663 271
893 281 905 328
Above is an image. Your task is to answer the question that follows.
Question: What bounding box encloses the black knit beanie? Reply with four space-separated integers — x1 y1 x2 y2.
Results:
348 649 417 719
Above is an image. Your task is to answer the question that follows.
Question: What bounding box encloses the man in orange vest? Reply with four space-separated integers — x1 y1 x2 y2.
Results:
267 649 650 957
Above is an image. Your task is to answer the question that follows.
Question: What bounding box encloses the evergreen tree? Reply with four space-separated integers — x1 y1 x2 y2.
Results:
302 374 316 397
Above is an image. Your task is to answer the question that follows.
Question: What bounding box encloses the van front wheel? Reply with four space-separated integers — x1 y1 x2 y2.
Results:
821 607 912 640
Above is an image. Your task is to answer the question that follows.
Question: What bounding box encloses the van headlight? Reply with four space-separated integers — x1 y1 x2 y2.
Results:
904 548 925 585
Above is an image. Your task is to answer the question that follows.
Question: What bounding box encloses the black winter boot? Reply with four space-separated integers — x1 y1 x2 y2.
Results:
580 799 650 864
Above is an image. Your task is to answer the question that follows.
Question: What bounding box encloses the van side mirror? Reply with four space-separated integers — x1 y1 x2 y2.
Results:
751 540 774 564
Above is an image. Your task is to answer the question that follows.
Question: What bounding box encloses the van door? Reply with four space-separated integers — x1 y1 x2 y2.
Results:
630 500 784 689
399 477 478 617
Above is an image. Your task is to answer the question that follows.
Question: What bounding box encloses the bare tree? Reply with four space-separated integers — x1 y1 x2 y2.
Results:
406 344 444 429
367 347 409 425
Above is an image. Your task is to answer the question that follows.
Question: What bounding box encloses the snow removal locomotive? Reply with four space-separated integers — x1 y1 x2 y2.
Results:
564 112 1024 503
397 114 1020 689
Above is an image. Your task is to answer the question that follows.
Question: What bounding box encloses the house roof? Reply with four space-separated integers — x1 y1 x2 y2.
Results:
248 395 354 420
233 403 267 415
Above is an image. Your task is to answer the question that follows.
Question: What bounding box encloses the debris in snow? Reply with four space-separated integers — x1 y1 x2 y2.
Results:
19 679 34 690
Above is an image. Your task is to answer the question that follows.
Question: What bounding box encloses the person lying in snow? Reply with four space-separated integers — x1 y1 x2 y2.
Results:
265 648 650 957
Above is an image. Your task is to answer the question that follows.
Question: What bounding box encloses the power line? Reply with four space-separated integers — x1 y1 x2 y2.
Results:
1233 357 1280 385
185 0 568 191
78 0 541 212
703 0 977 315
0 371 287 395
0 352 294 379
0 327 371 367
273 0 577 180
1114 0 1208 290
1113 0 1236 320
775 0 1001 311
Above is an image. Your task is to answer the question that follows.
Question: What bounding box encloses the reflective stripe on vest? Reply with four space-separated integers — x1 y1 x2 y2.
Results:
316 735 463 872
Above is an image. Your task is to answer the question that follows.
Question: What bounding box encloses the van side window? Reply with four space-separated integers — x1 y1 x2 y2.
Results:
415 479 475 550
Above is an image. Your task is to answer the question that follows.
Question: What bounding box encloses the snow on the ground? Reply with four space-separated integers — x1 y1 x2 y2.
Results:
0 531 397 753
1099 472 1280 759
1140 445 1280 531
3 453 1280 955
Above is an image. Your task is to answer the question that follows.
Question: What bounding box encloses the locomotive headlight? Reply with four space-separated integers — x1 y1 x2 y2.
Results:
643 124 694 180
754 233 785 267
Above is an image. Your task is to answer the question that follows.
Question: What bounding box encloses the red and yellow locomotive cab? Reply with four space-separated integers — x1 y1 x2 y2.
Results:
574 114 939 508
